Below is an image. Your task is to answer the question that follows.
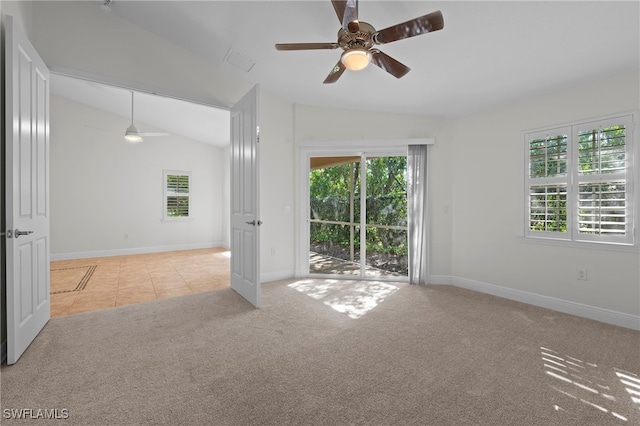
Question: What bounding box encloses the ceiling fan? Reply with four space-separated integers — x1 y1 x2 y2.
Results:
275 0 444 83
123 91 168 143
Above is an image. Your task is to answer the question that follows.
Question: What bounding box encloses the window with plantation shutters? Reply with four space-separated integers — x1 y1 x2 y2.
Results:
527 128 570 236
163 170 191 220
524 114 636 246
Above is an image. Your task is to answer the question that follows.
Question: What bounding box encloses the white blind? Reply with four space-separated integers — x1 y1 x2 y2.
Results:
529 185 567 233
578 182 626 236
164 172 191 219
575 118 630 242
167 174 190 194
578 125 626 175
529 133 568 178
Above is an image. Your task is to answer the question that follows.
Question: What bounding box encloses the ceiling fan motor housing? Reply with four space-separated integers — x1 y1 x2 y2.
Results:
337 21 376 51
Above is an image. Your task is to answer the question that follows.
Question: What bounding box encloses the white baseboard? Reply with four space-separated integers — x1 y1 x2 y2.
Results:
51 242 227 261
447 275 640 331
261 270 295 283
428 275 453 285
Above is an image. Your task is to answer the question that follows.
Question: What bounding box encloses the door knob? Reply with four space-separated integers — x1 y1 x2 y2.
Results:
14 229 34 238
245 220 263 226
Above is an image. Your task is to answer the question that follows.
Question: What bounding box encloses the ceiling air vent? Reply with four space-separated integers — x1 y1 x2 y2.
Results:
223 48 256 73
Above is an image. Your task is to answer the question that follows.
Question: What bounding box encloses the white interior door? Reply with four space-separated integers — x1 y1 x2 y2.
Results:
230 85 260 307
5 15 51 364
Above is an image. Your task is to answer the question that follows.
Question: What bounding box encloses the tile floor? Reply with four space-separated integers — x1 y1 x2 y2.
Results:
50 248 230 317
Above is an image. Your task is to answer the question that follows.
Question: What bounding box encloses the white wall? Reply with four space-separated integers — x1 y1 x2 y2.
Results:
259 91 296 280
448 69 640 318
50 94 225 259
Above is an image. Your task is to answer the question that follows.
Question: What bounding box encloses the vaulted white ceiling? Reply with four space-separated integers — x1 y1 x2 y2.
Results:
106 0 639 117
50 1 639 145
51 74 230 147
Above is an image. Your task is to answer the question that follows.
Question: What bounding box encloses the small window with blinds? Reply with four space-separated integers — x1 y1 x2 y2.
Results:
163 170 191 220
524 114 635 246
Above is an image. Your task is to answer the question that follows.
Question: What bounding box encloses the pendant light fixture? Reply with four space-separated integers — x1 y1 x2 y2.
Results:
124 91 143 143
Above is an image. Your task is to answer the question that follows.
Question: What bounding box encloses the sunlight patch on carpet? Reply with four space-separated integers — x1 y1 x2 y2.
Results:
288 279 400 319
540 346 640 423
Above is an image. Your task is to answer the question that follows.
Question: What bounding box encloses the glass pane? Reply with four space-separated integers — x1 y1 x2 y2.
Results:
529 185 567 232
309 158 361 275
365 156 407 277
167 175 189 193
578 182 626 235
365 157 407 227
529 134 568 178
309 161 360 222
309 223 361 275
166 196 189 217
579 125 626 175
365 226 408 277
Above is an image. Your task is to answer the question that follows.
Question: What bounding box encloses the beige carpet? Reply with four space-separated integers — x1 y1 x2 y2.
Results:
1 279 638 425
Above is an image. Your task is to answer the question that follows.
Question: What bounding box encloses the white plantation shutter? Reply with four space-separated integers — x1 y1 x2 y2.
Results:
574 117 632 244
163 171 191 220
525 127 571 239
529 184 568 233
525 114 635 246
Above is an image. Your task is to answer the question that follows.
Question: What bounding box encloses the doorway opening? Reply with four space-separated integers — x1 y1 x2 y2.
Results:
48 74 232 317
308 154 408 278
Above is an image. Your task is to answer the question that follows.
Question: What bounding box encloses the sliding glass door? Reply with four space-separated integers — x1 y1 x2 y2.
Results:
364 156 408 277
308 154 408 278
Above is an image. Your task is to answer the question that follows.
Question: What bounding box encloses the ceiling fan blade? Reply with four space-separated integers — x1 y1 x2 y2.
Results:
342 0 359 32
370 50 411 79
323 61 347 84
275 42 340 51
140 132 169 137
374 10 444 44
331 0 346 24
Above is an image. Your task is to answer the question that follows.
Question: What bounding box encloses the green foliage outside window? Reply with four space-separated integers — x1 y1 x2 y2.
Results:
309 157 407 257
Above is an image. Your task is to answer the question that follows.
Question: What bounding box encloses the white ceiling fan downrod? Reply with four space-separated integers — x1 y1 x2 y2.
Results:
124 91 143 143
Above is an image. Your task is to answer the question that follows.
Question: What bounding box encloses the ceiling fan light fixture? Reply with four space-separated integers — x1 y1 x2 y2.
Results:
341 48 371 71
124 123 143 143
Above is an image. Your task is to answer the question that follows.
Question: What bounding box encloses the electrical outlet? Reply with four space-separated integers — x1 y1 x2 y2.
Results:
577 269 588 281
270 247 276 256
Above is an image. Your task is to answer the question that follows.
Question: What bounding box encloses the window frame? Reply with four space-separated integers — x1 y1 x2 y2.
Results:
163 170 192 221
523 113 637 248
